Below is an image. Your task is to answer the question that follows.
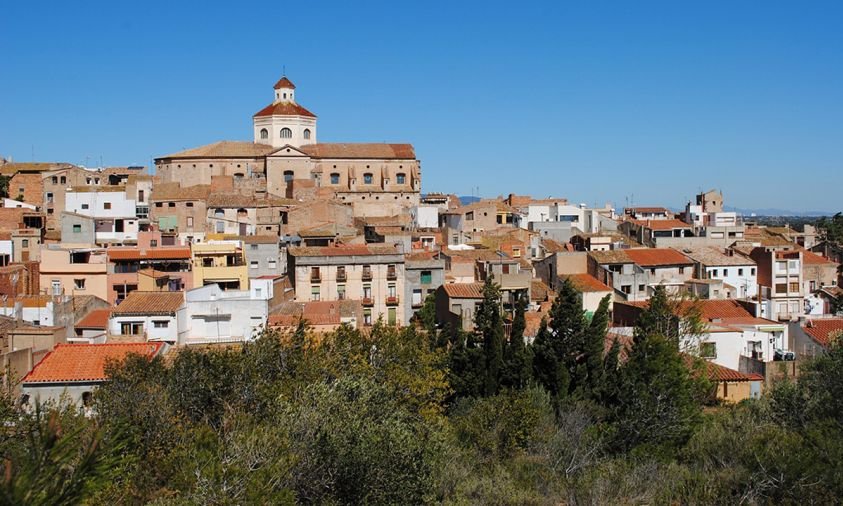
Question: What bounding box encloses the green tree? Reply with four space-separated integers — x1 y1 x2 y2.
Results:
417 292 439 339
532 317 569 399
610 286 705 453
501 291 533 389
474 275 504 396
448 324 486 400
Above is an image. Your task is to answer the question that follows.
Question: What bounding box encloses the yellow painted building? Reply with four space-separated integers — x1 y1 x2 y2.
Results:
191 242 249 290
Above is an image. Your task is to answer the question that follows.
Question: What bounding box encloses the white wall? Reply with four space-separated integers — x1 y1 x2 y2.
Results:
110 314 179 342
183 284 269 344
412 206 439 229
704 265 758 299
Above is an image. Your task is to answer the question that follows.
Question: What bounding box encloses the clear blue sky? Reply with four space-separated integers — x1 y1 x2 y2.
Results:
1 1 841 212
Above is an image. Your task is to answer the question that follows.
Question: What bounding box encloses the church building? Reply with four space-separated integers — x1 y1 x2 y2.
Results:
154 76 421 217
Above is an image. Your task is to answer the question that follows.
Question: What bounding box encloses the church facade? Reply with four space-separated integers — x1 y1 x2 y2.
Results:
154 76 421 217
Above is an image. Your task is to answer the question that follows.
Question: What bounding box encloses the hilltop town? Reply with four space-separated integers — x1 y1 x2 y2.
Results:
0 75 840 407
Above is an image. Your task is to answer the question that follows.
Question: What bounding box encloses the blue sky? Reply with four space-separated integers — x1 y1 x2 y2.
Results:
1 1 841 212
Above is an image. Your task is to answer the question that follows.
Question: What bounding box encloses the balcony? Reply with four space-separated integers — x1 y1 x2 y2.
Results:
362 270 373 281
362 297 374 306
411 300 424 309
310 274 321 283
386 269 397 281
386 296 399 306
336 271 347 282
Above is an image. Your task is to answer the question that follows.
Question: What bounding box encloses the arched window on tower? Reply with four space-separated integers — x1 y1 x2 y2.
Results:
303 128 311 140
280 128 292 139
363 173 374 185
259 128 268 140
396 173 406 185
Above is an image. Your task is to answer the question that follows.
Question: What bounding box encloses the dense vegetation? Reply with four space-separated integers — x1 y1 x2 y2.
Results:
3 282 843 504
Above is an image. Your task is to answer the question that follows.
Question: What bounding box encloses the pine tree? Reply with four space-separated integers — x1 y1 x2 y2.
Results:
502 291 532 389
475 275 504 396
611 286 704 453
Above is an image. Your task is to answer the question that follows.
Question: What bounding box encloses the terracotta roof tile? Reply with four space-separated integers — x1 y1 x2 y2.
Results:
253 101 316 118
112 292 184 315
560 273 613 293
688 356 765 382
802 318 843 347
290 245 400 257
442 283 485 299
629 219 691 231
158 141 276 160
297 143 415 159
273 76 296 89
23 343 163 383
624 248 693 267
75 308 111 329
108 247 191 261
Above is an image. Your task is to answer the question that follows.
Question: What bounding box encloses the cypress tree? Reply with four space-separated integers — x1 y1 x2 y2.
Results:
532 317 569 398
475 275 504 396
502 291 533 389
583 294 611 397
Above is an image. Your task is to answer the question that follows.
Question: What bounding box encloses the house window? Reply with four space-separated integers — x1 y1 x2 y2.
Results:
250 244 259 250
363 173 373 185
280 128 292 139
168 202 175 208
420 270 432 284
396 173 406 184
250 261 259 269
700 342 717 358
153 321 169 329
260 128 268 139
751 268 756 276
466 211 474 221
155 203 162 208
303 128 311 140
311 285 320 301
202 258 214 267
723 269 729 277
46 192 53 203
284 170 294 183
73 224 82 233
268 259 277 269
103 202 112 210
679 267 685 274
150 240 158 247
775 283 787 294
81 204 89 210
638 284 645 292
789 282 799 293
120 322 144 335
330 173 340 184
21 239 28 248
738 268 744 276
187 217 194 228
60 176 66 184
712 269 718 277
363 308 372 326
621 285 631 294
337 284 346 300
51 176 58 184
74 279 86 290
216 221 224 233
186 202 194 207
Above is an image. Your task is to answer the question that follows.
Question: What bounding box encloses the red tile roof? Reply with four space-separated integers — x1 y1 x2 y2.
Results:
273 76 296 89
802 318 843 347
624 248 693 267
253 101 316 118
75 308 111 329
691 357 764 382
23 343 163 383
297 143 416 160
290 245 400 257
268 313 341 326
800 248 838 266
112 292 184 315
626 206 672 214
108 247 191 261
442 283 485 299
561 273 613 293
629 219 691 231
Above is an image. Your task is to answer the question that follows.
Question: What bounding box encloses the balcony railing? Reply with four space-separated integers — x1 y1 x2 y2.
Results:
362 270 373 281
387 270 397 280
362 297 374 306
336 271 347 282
310 274 321 283
386 296 399 306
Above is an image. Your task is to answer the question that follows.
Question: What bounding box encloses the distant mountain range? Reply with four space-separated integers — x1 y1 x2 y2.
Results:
723 206 834 218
